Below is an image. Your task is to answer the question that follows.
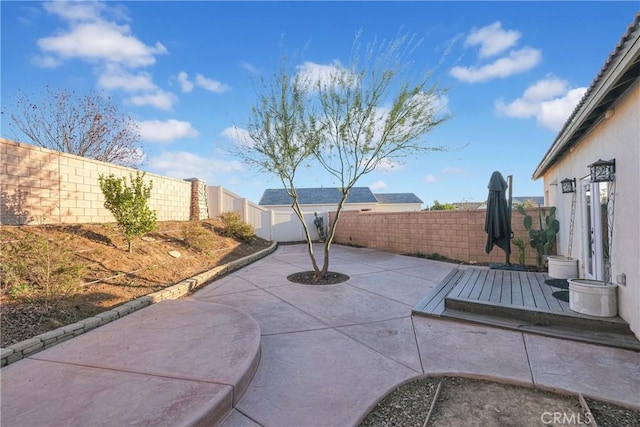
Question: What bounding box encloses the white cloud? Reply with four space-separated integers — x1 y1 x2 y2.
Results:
451 22 541 84
450 47 541 83
43 1 107 22
177 71 194 93
38 21 166 68
126 89 177 110
31 55 63 68
148 151 244 181
375 158 406 172
296 61 357 90
495 76 586 131
369 180 388 191
36 1 172 112
538 88 586 131
521 76 569 101
424 175 437 183
221 126 255 147
138 119 198 143
196 74 230 93
98 65 157 92
411 92 450 116
242 62 259 74
465 22 521 58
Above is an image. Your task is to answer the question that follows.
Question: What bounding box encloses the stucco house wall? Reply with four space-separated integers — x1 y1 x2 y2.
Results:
541 81 639 338
534 14 640 339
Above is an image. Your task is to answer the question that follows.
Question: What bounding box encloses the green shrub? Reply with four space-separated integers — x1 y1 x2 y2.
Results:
98 172 157 252
181 221 216 254
219 212 255 243
0 232 84 308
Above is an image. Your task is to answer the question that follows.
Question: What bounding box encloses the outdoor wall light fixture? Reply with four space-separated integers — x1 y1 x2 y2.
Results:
588 159 616 183
561 178 576 193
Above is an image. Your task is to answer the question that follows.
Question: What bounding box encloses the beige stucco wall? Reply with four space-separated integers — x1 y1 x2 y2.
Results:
541 81 640 338
1 138 194 225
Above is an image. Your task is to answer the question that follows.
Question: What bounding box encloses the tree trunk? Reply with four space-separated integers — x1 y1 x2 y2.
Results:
318 192 349 278
290 198 321 275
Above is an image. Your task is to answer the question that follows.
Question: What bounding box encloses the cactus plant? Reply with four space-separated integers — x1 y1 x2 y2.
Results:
516 204 560 269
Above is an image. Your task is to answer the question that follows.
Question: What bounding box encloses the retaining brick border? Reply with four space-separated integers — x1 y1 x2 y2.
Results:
0 241 278 368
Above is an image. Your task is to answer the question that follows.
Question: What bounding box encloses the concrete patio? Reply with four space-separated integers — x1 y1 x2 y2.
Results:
2 244 639 426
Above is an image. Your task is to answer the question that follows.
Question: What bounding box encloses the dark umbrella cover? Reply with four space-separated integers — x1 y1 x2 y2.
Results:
485 171 512 258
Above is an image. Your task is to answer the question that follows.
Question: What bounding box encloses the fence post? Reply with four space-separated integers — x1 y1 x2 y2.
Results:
242 198 249 223
185 178 208 221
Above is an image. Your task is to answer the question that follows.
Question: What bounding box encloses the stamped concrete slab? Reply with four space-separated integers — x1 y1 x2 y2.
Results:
413 317 533 386
347 270 443 306
30 300 261 403
395 260 459 283
268 283 411 327
219 409 263 427
337 316 423 373
1 359 233 427
194 276 261 297
524 334 640 409
195 288 329 335
359 252 434 270
236 328 418 427
232 266 301 289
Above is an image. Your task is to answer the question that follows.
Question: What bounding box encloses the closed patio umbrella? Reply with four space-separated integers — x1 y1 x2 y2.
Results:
485 171 512 265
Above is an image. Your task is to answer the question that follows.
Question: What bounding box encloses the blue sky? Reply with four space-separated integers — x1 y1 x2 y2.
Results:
2 1 638 207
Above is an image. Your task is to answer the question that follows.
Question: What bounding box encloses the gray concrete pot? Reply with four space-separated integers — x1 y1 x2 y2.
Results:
547 256 579 279
568 278 618 317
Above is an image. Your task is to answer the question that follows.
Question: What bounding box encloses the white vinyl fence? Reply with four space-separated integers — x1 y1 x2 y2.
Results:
207 185 326 242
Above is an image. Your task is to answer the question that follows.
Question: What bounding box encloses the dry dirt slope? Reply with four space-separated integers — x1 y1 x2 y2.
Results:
0 220 271 346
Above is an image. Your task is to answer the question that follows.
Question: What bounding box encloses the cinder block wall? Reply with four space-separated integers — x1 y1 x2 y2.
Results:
1 138 201 225
330 209 551 266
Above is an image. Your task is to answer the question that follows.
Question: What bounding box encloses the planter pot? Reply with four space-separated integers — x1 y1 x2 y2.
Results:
568 278 618 317
547 256 579 279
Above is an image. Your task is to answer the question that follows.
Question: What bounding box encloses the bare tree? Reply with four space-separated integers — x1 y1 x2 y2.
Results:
238 34 451 281
233 58 324 273
7 86 143 167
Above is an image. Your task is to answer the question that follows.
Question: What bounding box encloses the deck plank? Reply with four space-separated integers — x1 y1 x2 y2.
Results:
451 268 480 299
501 271 512 305
489 270 503 303
534 273 561 311
468 269 488 301
511 272 524 306
478 269 494 302
413 268 465 316
519 272 537 308
528 272 552 310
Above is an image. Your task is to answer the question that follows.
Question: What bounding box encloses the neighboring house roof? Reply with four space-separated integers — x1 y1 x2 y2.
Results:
373 193 423 204
259 187 378 206
512 196 545 206
533 13 640 179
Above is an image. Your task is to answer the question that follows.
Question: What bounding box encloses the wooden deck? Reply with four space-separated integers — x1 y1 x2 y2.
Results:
413 266 640 351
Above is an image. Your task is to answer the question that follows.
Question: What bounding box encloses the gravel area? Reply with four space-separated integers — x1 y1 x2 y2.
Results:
360 376 640 427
